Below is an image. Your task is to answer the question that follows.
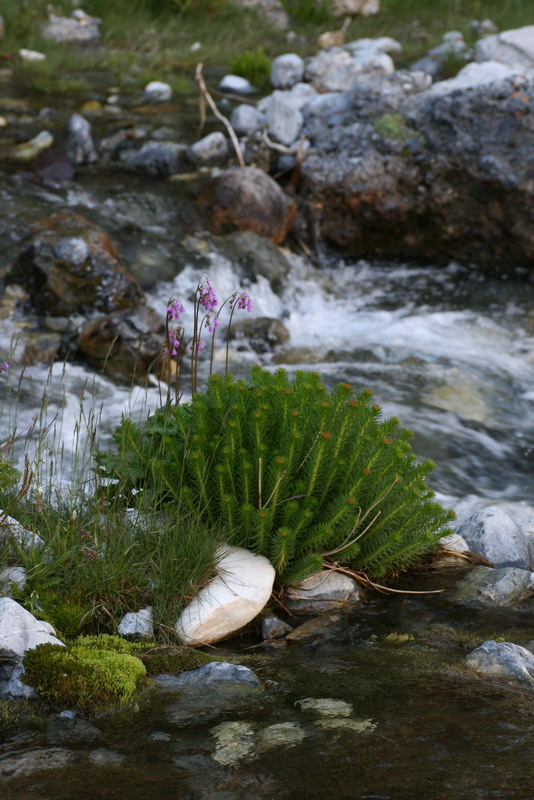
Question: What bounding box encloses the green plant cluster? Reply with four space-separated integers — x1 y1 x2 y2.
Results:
99 367 454 583
23 635 148 714
228 47 271 88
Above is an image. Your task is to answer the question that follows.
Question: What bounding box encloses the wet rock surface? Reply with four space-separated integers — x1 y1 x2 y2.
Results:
77 304 164 382
7 213 144 316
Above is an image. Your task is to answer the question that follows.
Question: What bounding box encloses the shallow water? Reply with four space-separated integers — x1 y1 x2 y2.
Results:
3 578 534 799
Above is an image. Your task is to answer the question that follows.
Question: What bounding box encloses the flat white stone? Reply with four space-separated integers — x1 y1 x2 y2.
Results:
475 26 534 68
427 61 520 96
270 53 305 89
175 546 275 646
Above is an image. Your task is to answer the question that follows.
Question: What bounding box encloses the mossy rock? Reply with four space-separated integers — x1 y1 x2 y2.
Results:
23 636 148 714
140 646 215 677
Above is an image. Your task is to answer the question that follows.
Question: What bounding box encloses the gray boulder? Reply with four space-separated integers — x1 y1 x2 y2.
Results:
452 566 534 607
456 505 532 569
466 640 534 688
66 113 97 165
261 612 292 640
157 662 261 688
270 53 305 89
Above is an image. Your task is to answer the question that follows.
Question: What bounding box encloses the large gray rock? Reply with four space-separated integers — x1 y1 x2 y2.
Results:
456 505 532 569
156 662 261 688
155 662 266 726
299 69 534 270
66 113 97 165
475 25 534 68
270 53 305 89
285 570 361 614
452 566 534 607
466 640 534 688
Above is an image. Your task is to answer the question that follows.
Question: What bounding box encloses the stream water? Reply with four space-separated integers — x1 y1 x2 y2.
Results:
0 76 534 798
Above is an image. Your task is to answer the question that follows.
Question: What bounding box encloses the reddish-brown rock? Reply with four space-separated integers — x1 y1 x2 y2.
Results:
203 167 297 245
7 213 144 316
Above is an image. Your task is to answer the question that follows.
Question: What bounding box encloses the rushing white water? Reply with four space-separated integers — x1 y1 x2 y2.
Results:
1 249 532 516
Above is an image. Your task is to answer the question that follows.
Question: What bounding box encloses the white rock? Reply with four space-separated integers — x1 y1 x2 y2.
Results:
270 53 305 89
143 81 173 103
0 512 44 550
466 640 534 687
439 532 470 552
332 0 380 16
175 546 275 646
475 26 534 68
230 104 265 136
457 505 532 569
18 48 46 62
427 60 520 96
345 36 401 55
117 607 154 640
0 598 63 663
188 131 228 163
0 567 27 595
218 75 257 95
265 92 303 145
66 113 98 165
285 570 360 614
305 48 361 92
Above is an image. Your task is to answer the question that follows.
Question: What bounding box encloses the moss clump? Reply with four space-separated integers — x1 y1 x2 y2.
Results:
23 637 147 714
228 47 271 88
374 113 422 144
140 646 214 677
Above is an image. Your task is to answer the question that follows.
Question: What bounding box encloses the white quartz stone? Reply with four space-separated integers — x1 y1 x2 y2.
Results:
175 546 275 646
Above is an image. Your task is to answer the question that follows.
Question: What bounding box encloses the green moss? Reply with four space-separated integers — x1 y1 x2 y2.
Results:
375 114 422 144
23 638 147 714
140 646 214 676
228 47 271 89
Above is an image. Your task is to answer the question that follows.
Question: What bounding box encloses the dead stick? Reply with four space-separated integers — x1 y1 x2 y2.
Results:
195 62 245 168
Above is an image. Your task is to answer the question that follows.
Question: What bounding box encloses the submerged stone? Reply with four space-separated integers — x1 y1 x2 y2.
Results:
257 722 305 748
0 747 75 777
452 566 534 607
210 720 256 765
296 697 353 717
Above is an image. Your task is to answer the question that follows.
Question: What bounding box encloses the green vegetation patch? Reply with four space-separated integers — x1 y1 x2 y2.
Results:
99 367 455 584
23 636 148 714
